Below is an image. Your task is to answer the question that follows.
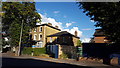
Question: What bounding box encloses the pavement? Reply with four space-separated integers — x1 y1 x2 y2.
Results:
1 53 120 68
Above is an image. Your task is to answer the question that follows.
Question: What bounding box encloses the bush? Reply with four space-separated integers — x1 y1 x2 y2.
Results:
22 47 46 56
22 47 33 55
60 53 68 59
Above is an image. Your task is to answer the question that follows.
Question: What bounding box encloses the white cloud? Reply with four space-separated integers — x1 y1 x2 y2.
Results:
39 13 63 29
38 13 82 38
66 23 72 27
65 21 76 28
90 20 95 22
53 11 60 14
63 27 82 37
82 28 92 30
81 38 90 43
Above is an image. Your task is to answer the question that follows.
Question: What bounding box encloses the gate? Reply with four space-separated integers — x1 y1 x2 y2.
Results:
47 45 59 58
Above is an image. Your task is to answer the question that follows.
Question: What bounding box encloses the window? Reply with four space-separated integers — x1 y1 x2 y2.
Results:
34 28 37 32
39 26 42 32
38 42 43 48
34 34 37 40
39 34 42 40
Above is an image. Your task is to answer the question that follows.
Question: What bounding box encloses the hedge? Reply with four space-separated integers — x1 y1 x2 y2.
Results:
22 47 46 56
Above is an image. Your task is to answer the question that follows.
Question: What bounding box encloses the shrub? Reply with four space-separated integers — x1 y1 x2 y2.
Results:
60 53 68 59
22 47 46 56
22 47 33 55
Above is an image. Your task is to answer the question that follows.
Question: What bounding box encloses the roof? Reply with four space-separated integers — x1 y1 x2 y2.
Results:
35 24 61 31
93 29 105 36
47 31 79 39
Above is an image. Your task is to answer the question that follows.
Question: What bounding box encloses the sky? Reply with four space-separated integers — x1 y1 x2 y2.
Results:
35 2 97 43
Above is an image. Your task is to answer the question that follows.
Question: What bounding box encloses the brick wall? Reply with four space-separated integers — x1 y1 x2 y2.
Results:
59 45 77 59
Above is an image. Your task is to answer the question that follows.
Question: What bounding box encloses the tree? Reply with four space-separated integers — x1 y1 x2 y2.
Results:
77 40 82 47
2 2 41 47
78 2 120 43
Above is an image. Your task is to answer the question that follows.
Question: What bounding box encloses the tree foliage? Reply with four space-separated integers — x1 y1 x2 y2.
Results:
78 2 120 43
77 40 82 47
2 2 41 47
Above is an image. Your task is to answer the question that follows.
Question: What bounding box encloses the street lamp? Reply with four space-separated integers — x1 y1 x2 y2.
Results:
18 20 23 56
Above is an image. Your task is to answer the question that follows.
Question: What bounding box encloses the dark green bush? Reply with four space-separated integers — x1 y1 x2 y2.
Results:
22 47 46 56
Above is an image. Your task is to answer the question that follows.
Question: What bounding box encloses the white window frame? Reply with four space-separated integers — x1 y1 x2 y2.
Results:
34 34 37 40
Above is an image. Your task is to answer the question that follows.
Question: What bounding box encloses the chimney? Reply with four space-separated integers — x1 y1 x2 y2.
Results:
75 31 78 37
48 23 52 26
55 26 58 29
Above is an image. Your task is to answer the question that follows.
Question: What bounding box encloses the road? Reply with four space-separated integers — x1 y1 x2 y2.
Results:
1 53 120 68
1 53 91 68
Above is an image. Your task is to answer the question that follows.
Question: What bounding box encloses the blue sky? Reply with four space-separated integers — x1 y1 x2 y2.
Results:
35 2 97 42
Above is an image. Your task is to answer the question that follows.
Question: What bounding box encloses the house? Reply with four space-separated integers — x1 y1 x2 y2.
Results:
46 31 80 58
47 31 80 46
92 29 109 43
30 23 61 48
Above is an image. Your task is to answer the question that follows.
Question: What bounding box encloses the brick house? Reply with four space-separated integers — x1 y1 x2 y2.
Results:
47 31 79 46
30 23 80 48
30 23 61 48
92 29 109 43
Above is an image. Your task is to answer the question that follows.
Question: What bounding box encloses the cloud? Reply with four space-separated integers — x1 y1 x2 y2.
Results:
90 20 95 22
65 21 76 28
63 27 82 37
53 11 60 14
82 28 92 30
38 13 63 29
81 38 90 43
66 23 72 27
38 13 82 38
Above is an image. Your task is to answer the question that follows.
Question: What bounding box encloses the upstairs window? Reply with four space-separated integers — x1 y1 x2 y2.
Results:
39 26 42 32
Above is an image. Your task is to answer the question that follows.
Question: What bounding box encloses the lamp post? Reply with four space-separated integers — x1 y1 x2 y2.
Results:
18 20 23 56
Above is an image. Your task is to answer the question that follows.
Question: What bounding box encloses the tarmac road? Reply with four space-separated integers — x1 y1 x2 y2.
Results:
1 53 120 68
1 53 91 68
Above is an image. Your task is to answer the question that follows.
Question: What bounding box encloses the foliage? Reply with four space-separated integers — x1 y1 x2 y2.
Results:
22 47 46 56
78 2 120 43
2 2 41 47
33 47 46 56
22 47 32 55
60 53 68 59
77 40 82 47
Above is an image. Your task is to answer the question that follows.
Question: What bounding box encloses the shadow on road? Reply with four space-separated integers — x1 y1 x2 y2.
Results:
2 57 92 68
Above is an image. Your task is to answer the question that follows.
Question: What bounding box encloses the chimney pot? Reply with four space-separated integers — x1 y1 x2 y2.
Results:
48 23 52 26
75 31 78 36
